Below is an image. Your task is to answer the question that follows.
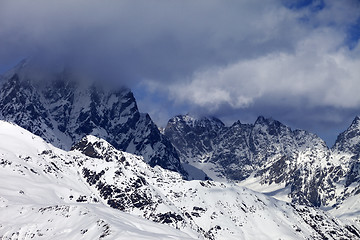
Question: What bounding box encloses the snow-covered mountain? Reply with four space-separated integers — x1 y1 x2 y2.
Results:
333 116 360 155
0 60 186 176
1 60 360 238
164 114 360 215
329 116 360 225
0 121 193 240
1 121 359 239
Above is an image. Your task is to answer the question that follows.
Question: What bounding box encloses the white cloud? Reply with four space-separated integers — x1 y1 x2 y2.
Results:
152 28 360 111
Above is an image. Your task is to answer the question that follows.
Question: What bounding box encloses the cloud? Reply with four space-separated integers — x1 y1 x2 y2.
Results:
0 0 304 81
0 0 360 144
159 28 360 110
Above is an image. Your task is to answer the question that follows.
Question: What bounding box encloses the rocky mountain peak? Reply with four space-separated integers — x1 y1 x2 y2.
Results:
347 116 360 132
332 116 360 155
254 115 267 124
168 114 224 130
165 114 339 206
254 115 280 125
254 115 289 135
0 62 186 177
354 115 360 123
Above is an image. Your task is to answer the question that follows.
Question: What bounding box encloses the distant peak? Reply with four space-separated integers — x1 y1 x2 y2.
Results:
254 116 287 132
171 114 224 128
332 115 360 153
231 120 243 126
346 115 360 130
255 115 270 124
347 116 360 130
353 116 360 123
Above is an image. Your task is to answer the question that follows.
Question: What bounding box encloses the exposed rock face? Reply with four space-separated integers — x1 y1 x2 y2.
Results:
333 116 360 155
164 114 360 208
0 61 186 176
332 116 360 200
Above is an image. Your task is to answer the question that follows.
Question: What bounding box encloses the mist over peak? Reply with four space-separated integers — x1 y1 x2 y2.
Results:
1 0 360 145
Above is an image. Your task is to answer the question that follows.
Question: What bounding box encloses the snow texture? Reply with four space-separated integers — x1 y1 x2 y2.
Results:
1 121 359 239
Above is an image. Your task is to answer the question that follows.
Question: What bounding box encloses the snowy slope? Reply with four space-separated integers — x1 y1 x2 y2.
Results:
1 121 359 239
328 193 360 232
0 121 193 240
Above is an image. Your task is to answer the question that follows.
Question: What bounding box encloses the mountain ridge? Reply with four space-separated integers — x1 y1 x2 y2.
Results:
1 120 359 239
164 114 360 214
1 62 360 237
0 62 186 177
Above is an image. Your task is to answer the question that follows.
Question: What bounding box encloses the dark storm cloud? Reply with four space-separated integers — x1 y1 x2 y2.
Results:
1 0 360 145
0 0 302 82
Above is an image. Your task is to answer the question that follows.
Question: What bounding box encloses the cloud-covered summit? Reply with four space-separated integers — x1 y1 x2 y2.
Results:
0 0 359 144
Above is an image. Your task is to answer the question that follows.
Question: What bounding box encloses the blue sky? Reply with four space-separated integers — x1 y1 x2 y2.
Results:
0 0 360 146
